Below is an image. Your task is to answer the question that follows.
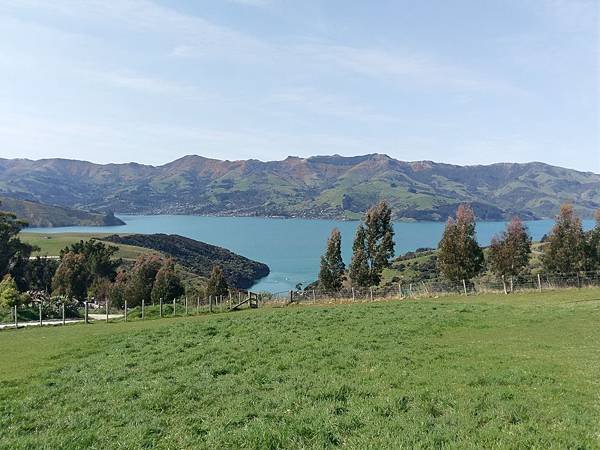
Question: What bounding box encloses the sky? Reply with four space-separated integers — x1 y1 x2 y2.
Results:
0 0 598 172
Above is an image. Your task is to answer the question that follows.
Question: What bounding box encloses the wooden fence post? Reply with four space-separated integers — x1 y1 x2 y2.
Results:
185 297 188 315
62 302 65 325
142 299 145 320
409 283 413 297
124 300 128 322
462 279 467 296
160 298 163 317
229 290 232 309
370 287 373 301
289 290 293 303
510 277 514 293
14 304 18 328
106 300 109 323
38 302 43 327
209 295 213 313
173 298 176 317
537 274 542 292
502 275 507 295
398 283 402 298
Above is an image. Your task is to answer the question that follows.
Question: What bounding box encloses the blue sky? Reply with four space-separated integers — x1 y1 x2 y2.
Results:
0 0 598 171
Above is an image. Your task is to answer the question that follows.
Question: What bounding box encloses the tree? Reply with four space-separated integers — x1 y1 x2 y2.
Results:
206 265 228 298
488 217 532 278
0 274 21 308
151 259 184 303
51 252 89 300
588 209 600 269
318 228 345 291
23 256 58 293
109 269 128 308
88 277 113 306
542 204 589 273
349 225 371 287
349 201 395 286
0 203 35 289
437 204 484 282
124 254 163 307
61 239 120 282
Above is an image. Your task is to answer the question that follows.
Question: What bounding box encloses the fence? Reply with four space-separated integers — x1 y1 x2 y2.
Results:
1 271 599 330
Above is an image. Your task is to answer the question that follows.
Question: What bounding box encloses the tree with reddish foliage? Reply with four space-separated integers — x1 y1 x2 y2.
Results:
488 217 532 278
151 259 184 303
437 204 484 283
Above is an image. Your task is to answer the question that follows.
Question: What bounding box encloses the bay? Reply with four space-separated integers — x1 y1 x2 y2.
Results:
27 215 595 293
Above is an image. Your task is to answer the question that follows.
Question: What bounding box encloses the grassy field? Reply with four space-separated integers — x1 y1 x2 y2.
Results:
0 289 599 448
20 232 155 260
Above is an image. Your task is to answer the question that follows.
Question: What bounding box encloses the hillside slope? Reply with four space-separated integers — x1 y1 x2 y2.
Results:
1 155 598 220
103 234 269 289
0 196 125 227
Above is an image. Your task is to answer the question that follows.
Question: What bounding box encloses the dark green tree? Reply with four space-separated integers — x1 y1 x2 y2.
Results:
588 209 600 269
24 256 58 293
543 204 589 273
51 252 89 300
206 265 228 298
124 254 163 307
318 228 345 291
349 202 395 286
349 225 371 287
151 259 184 303
61 239 120 282
437 204 484 282
488 217 532 278
0 203 35 289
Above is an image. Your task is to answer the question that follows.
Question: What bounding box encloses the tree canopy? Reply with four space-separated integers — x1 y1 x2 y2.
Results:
318 228 345 291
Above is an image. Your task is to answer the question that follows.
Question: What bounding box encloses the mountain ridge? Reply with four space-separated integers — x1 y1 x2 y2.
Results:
1 154 598 221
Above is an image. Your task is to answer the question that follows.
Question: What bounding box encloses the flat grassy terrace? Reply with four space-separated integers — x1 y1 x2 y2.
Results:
0 289 599 448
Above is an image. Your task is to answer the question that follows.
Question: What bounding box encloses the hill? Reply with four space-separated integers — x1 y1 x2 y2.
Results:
103 233 269 289
0 196 125 227
1 155 598 220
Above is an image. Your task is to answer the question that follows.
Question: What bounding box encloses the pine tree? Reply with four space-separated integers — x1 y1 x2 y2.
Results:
543 204 589 273
437 204 484 282
488 217 532 278
349 225 371 287
206 265 229 297
318 228 345 291
349 202 395 287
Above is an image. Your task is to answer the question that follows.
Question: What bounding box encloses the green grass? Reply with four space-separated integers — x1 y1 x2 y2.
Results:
1 289 599 448
20 232 156 260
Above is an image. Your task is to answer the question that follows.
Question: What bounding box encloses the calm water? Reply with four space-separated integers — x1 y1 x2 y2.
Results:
28 215 595 293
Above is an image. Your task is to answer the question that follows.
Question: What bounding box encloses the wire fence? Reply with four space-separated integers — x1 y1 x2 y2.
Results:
1 271 599 330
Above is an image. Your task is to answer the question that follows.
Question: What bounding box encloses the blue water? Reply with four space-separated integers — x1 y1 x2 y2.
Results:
27 215 595 293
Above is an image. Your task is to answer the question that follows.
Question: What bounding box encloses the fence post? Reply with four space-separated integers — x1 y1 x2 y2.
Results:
106 300 109 323
398 282 402 298
537 274 542 292
160 298 163 317
209 295 213 313
370 287 373 301
62 302 65 325
409 283 413 297
510 277 514 293
229 290 232 309
289 290 293 303
577 272 581 288
185 297 188 315
14 304 18 328
462 279 467 296
124 300 128 322
173 298 176 317
39 302 43 327
142 299 145 320
196 296 200 313
502 275 507 295
84 301 88 324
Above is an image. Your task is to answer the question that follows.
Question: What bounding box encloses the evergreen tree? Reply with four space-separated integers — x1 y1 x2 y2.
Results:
0 274 21 308
488 217 532 278
23 256 58 293
51 252 89 300
206 265 229 297
0 203 34 289
437 204 484 282
124 254 163 307
318 228 345 291
588 209 600 269
349 202 395 287
151 259 185 303
542 204 589 273
61 239 120 282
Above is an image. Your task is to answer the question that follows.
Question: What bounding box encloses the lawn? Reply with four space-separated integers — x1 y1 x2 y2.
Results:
0 289 599 448
20 232 155 260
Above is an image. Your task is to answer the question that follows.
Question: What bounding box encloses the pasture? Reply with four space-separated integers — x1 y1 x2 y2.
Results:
0 289 599 448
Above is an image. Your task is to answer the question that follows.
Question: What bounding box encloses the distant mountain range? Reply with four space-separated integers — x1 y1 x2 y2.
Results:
1 154 598 221
0 196 125 227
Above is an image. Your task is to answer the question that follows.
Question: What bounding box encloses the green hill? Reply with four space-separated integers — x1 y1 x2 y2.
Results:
0 196 125 227
1 154 598 220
